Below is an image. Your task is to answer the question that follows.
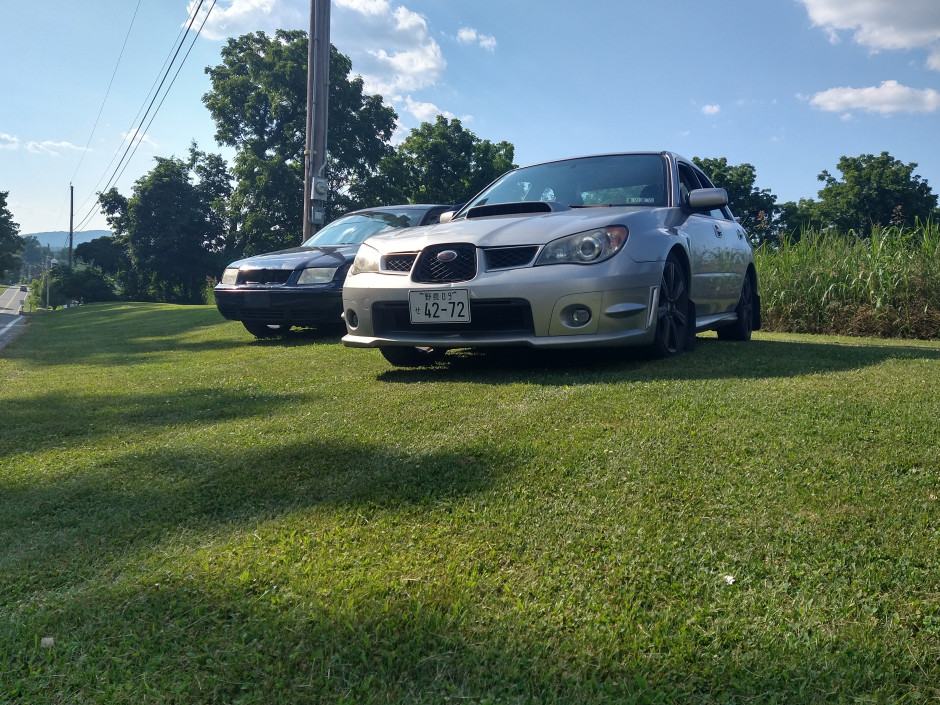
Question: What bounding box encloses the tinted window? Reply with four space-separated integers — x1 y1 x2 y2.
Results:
463 154 669 210
302 210 422 247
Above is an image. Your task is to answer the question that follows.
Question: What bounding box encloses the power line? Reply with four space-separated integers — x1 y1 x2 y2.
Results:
73 1 216 231
71 0 143 184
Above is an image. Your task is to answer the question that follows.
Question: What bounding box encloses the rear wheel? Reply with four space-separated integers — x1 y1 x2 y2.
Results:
718 273 755 341
243 322 291 338
651 255 691 358
379 346 446 367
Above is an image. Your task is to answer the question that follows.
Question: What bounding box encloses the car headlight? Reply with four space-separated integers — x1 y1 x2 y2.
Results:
220 268 239 285
349 244 381 275
535 226 628 265
296 267 338 284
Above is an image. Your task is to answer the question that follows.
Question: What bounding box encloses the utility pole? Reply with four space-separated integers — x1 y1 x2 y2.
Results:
302 0 331 242
68 184 74 269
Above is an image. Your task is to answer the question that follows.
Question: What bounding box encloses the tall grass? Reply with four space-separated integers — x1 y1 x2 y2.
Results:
756 220 940 339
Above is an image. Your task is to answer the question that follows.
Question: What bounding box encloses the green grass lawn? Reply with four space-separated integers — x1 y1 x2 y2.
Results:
2 303 939 704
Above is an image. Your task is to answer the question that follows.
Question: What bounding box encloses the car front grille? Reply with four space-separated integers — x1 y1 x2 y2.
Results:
412 243 477 283
383 253 417 273
372 299 534 336
483 246 539 270
237 269 292 285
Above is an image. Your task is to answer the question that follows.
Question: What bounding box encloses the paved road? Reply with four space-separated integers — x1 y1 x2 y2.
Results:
0 286 28 350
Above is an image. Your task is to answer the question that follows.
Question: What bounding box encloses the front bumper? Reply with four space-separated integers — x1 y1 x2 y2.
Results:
341 261 662 350
214 286 343 327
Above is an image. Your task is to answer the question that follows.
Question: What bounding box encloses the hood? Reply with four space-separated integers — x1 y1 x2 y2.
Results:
226 244 361 270
363 205 663 252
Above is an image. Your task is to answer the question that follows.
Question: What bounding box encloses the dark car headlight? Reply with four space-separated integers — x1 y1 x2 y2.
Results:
221 268 239 284
297 267 338 284
535 226 628 265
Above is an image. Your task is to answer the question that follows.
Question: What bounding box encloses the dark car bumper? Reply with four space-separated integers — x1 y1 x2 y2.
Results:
214 286 343 327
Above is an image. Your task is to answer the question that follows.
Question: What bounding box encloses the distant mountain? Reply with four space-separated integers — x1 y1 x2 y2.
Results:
23 230 112 249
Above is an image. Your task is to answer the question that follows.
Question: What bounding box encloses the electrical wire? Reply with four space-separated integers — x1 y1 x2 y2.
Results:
73 1 216 231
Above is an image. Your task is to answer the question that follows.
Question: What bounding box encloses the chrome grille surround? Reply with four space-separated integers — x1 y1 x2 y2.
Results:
412 243 477 283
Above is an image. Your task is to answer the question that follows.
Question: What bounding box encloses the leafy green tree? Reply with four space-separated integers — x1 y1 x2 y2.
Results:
0 190 24 281
692 157 778 241
203 31 397 255
353 116 516 206
815 152 938 233
189 142 234 255
75 235 131 276
99 156 219 303
18 235 48 283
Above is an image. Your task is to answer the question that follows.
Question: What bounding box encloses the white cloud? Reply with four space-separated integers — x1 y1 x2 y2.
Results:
25 140 84 156
457 27 497 51
190 0 307 41
404 97 455 123
123 128 158 150
331 1 445 97
0 132 19 150
799 0 940 70
191 0 454 124
810 80 940 115
701 104 720 115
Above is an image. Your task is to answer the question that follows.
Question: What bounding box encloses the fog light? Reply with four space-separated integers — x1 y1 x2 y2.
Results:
570 306 591 326
346 309 359 329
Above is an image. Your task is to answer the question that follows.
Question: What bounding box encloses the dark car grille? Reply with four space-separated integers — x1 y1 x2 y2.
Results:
238 268 292 285
412 243 477 283
483 246 539 270
372 299 534 336
384 253 417 273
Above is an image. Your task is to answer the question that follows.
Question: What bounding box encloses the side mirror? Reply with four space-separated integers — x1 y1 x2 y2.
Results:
687 187 728 210
438 211 456 224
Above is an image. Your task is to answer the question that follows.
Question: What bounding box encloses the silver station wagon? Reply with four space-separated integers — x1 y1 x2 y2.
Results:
341 152 760 366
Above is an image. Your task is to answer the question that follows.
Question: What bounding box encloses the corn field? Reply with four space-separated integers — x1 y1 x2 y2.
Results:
755 220 940 339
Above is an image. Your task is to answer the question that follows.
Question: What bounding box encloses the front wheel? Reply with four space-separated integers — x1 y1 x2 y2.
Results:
243 322 291 338
379 346 447 367
651 255 692 358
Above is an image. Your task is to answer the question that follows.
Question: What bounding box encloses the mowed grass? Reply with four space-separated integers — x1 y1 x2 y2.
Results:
1 303 939 704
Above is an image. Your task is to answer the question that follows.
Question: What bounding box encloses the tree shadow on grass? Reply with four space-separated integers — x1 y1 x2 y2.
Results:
0 387 309 460
0 435 514 624
5 539 930 703
376 335 940 387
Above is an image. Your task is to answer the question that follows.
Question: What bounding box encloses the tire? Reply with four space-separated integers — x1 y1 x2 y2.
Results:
243 322 291 338
717 273 755 341
379 346 447 367
651 254 691 358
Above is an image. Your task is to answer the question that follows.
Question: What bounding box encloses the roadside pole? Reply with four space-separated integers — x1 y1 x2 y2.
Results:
302 0 331 242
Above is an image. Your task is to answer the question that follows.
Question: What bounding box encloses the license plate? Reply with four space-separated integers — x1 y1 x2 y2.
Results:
409 289 470 324
244 292 270 308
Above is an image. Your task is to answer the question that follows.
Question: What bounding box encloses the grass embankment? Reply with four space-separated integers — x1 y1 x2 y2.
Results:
757 221 940 339
2 303 939 703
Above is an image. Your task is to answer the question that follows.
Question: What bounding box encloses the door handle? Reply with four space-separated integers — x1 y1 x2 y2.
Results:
713 224 723 238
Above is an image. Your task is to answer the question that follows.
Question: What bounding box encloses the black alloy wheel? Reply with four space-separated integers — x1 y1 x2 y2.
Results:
652 255 691 357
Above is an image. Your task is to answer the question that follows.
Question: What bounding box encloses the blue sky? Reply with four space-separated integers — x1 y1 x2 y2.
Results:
2 0 939 237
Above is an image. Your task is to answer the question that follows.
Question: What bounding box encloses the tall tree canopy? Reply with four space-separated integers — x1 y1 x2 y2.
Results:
0 190 24 281
98 156 221 303
692 157 778 240
203 31 397 254
353 116 516 206
815 152 937 233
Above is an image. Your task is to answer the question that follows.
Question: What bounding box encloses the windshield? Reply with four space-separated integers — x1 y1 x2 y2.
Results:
301 209 422 247
463 154 668 211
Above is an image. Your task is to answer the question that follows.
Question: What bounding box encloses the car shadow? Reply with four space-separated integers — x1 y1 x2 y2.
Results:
375 335 940 386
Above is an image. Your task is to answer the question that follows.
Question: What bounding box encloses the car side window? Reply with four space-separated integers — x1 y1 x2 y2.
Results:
677 163 702 210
